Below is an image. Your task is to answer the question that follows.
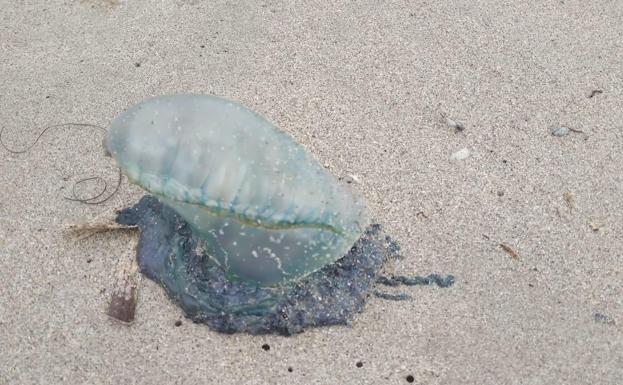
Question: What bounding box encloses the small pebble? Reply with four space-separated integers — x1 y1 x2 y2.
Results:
594 312 616 325
450 147 470 160
551 126 570 137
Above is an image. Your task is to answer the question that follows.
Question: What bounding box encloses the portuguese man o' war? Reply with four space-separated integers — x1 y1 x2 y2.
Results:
108 94 453 334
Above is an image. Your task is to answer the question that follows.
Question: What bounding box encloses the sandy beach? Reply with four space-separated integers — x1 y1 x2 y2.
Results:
1 1 621 384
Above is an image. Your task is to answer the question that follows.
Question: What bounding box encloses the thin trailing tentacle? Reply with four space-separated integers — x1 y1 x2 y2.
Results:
0 122 122 205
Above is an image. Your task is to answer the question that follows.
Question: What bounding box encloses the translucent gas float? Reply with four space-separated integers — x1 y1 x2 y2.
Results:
108 94 368 286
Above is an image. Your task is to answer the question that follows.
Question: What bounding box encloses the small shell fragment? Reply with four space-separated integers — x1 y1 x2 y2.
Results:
450 147 470 161
551 126 570 137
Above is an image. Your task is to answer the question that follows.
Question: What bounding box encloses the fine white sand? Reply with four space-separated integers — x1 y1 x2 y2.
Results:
1 1 621 384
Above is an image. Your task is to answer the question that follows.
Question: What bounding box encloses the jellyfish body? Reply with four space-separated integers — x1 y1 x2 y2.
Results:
107 94 368 285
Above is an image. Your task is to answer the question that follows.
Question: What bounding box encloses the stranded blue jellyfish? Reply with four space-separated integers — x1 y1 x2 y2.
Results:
108 94 453 335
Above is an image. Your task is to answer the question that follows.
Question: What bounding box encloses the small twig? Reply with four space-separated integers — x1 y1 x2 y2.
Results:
499 243 520 260
66 221 138 240
588 89 603 98
416 211 429 219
